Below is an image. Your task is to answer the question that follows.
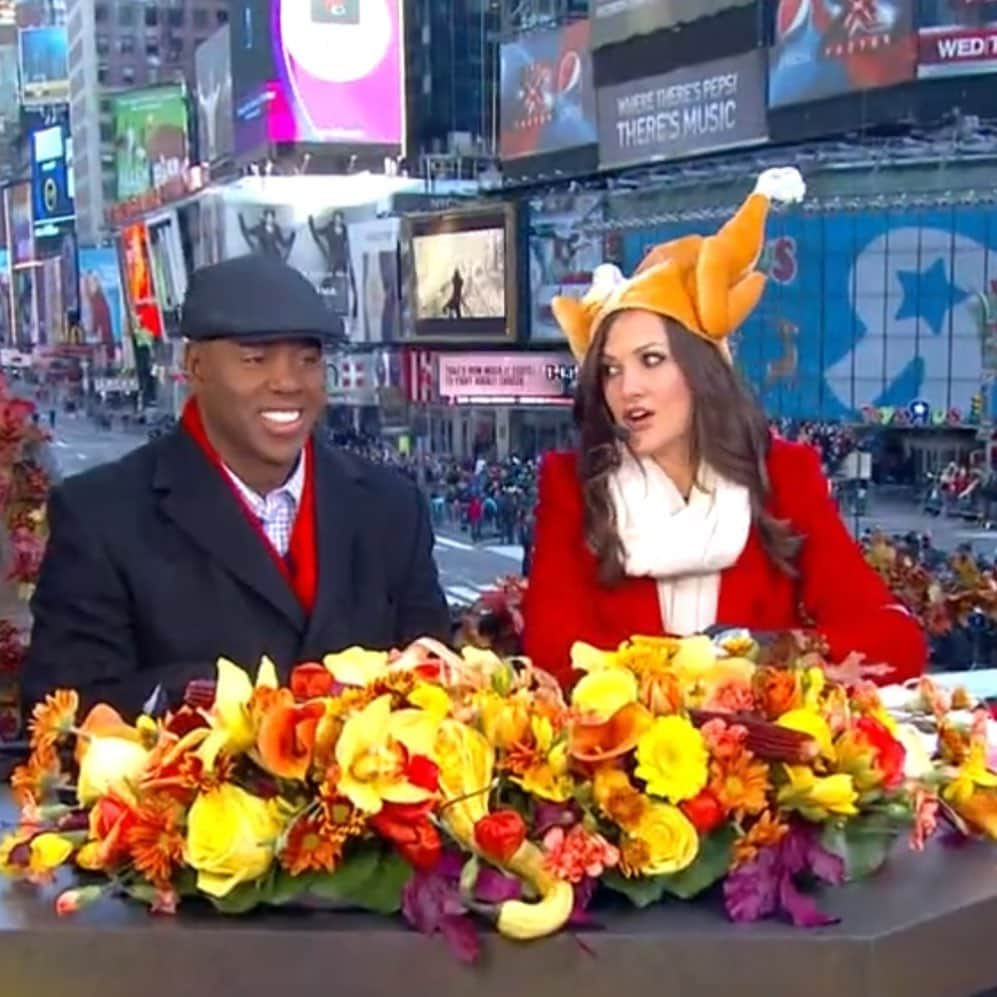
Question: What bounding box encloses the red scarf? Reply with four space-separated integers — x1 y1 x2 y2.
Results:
180 399 318 614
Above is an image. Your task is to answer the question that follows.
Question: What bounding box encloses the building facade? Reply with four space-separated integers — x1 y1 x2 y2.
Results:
67 0 228 244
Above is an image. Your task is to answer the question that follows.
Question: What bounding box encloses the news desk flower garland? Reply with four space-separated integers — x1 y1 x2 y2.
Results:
4 632 995 958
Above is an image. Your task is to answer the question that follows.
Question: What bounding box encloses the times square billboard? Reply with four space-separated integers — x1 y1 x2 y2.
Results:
230 0 405 155
917 0 997 78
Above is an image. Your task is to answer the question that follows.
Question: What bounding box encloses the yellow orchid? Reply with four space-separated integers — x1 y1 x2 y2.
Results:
323 647 390 688
570 641 620 674
802 667 825 712
943 741 997 807
571 668 638 722
669 635 717 684
335 695 440 814
198 657 277 768
778 708 835 760
28 833 74 876
512 715 573 803
408 682 452 719
778 766 858 819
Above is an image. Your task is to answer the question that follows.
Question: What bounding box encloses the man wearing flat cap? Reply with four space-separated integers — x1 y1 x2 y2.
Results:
25 255 451 712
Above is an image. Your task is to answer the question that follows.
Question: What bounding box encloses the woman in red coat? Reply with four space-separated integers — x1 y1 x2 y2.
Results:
523 168 926 691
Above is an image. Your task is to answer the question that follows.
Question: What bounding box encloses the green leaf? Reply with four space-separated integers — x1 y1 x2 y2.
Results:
265 868 318 907
821 822 899 882
309 845 381 903
601 869 668 909
208 881 265 915
657 826 736 901
356 850 412 915
122 881 159 906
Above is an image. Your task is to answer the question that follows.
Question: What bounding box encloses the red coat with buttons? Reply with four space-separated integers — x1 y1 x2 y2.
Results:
522 438 927 690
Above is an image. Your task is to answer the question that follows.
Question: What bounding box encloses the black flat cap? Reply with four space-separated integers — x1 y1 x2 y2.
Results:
180 254 343 344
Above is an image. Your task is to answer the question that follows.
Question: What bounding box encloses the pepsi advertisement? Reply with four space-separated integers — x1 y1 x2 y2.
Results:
231 0 404 154
499 20 597 161
770 0 917 108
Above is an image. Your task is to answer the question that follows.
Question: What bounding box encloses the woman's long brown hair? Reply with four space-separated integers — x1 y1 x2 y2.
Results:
574 314 801 586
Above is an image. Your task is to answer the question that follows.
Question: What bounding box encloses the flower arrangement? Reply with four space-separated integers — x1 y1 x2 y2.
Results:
4 631 994 960
864 532 997 638
0 383 51 744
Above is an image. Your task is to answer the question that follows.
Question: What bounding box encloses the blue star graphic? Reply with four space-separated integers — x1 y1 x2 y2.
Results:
894 257 969 336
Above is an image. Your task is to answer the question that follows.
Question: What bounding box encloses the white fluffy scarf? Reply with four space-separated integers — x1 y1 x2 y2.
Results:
607 451 752 635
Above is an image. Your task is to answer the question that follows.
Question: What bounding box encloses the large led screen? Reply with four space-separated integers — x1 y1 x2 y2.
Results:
231 0 404 154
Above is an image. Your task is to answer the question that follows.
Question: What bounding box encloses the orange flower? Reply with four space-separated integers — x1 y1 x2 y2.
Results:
28 690 79 751
11 744 64 806
709 749 770 818
569 703 651 764
753 667 801 720
279 813 346 876
618 835 653 878
126 796 186 888
256 690 324 781
732 810 788 868
593 767 648 830
638 671 683 716
74 703 139 765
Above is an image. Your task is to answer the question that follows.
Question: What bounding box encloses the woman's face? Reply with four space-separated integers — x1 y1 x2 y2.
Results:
600 309 694 462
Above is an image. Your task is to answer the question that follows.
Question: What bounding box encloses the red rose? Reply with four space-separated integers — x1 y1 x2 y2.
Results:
680 789 726 834
290 662 334 700
856 716 906 789
473 810 526 864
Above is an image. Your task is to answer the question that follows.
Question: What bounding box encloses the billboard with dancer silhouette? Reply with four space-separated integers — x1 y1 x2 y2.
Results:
224 202 401 340
195 25 233 163
401 206 518 342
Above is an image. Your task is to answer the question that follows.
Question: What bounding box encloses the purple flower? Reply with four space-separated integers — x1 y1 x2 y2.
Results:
567 877 602 929
401 870 481 964
533 801 582 837
724 821 844 928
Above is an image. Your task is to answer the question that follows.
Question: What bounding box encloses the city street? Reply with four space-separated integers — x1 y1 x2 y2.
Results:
47 415 997 610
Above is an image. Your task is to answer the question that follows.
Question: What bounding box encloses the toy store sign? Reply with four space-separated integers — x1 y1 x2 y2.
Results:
597 49 767 169
439 353 576 401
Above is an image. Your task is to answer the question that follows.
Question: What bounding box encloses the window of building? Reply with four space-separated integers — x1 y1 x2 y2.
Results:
167 8 184 28
146 40 159 58
95 3 108 23
97 65 109 85
192 9 209 29
167 37 184 63
95 33 110 56
121 65 135 84
216 8 228 23
118 35 136 55
118 4 135 27
99 121 113 143
145 7 158 27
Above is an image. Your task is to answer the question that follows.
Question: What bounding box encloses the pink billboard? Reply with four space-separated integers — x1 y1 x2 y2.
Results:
232 0 405 152
439 352 575 403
